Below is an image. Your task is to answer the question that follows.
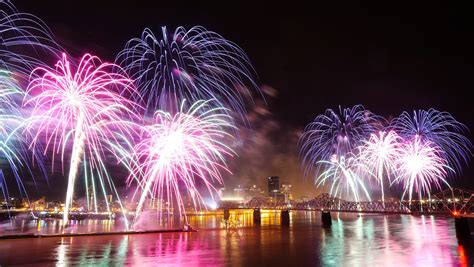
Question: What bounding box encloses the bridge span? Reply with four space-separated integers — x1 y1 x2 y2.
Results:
220 187 474 215
220 187 474 235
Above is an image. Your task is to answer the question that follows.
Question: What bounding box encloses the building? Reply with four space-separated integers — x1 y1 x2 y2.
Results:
296 196 310 203
30 197 46 210
249 184 265 198
268 176 280 196
281 183 293 203
45 201 61 211
275 192 286 203
234 185 248 199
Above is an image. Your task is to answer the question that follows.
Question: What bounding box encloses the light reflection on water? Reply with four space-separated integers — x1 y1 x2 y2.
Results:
0 211 472 266
0 210 284 235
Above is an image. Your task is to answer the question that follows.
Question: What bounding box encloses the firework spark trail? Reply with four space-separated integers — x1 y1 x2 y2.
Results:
392 109 473 174
116 26 258 117
300 105 382 191
0 1 61 207
0 73 28 197
0 71 46 200
0 1 63 77
316 153 373 202
392 135 453 203
358 130 403 203
24 53 139 224
129 99 234 224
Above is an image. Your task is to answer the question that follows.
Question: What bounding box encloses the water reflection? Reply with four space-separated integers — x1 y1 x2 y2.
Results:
55 238 68 266
319 214 472 266
0 211 472 266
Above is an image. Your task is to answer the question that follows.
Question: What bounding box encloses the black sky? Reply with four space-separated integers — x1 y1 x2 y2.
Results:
13 1 474 195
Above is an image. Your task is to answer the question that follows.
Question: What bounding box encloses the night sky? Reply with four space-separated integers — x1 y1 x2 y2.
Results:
13 1 474 198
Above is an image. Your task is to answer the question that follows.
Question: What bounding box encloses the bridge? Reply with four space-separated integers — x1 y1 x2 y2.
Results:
220 187 474 215
220 187 474 236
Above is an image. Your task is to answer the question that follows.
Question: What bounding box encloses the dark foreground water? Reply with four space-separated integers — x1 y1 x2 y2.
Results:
0 211 473 266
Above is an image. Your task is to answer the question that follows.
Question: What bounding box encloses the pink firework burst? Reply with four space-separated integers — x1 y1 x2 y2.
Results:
130 99 235 223
358 130 403 203
24 53 139 224
392 135 452 202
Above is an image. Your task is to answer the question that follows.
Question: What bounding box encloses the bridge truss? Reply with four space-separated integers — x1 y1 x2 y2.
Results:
220 187 474 215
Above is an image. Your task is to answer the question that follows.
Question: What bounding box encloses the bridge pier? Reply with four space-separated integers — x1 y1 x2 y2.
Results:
454 216 471 241
253 208 261 225
321 211 332 227
280 210 290 226
223 208 230 220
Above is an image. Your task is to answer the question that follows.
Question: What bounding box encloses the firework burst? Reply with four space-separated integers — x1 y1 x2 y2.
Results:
116 26 258 117
24 53 138 224
392 109 472 173
392 135 452 202
317 153 372 202
299 105 382 177
358 130 403 202
129 99 234 223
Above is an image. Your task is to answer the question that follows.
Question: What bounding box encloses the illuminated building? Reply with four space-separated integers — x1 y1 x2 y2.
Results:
268 176 280 196
234 185 248 199
30 197 46 210
249 184 265 198
281 183 293 203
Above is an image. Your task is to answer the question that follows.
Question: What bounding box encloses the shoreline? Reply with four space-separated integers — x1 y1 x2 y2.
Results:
0 228 193 240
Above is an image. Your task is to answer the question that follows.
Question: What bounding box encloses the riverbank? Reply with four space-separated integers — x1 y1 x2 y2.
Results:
0 228 193 240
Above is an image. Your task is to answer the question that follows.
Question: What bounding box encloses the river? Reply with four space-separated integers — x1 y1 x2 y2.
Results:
0 210 472 266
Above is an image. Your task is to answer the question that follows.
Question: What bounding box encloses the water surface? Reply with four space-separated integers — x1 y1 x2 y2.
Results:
0 211 472 266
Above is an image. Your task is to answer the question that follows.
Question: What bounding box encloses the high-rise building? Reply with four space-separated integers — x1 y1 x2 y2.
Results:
268 176 280 195
281 183 293 203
